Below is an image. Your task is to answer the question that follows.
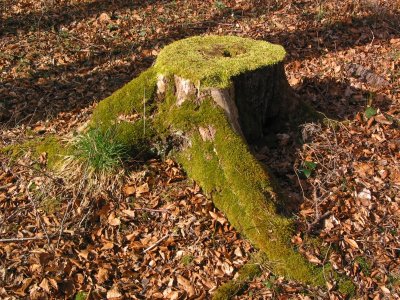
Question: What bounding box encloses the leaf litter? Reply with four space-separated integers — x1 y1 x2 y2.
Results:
0 156 254 299
1 0 400 298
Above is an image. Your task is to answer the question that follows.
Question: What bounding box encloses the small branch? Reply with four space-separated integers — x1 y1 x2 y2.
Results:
56 177 83 248
0 236 46 243
293 164 306 200
27 181 52 249
322 243 333 295
307 211 332 233
0 231 74 243
142 234 170 253
12 162 61 184
133 207 170 213
142 86 148 137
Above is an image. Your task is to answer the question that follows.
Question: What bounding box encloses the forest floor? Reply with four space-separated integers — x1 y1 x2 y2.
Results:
0 0 399 299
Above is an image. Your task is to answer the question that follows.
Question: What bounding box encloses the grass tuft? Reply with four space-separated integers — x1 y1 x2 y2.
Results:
72 128 128 172
57 128 128 198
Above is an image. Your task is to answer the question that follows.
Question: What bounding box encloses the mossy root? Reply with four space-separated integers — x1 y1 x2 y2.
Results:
212 253 265 300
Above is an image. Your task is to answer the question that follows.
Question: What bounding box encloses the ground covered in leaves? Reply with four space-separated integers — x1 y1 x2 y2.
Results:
1 0 400 299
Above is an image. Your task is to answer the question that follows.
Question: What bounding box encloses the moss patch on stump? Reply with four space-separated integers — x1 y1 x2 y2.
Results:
155 35 285 88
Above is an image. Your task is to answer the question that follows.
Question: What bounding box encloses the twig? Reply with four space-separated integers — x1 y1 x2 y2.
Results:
27 181 52 249
78 204 94 228
307 211 332 232
369 28 375 47
0 231 74 243
293 164 306 200
56 171 85 248
12 162 61 184
142 233 170 253
313 184 319 219
0 236 46 243
132 207 170 213
322 243 333 296
0 183 12 190
0 206 30 226
143 87 146 137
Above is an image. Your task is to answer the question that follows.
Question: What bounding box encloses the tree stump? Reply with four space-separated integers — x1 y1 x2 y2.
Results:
90 36 351 293
154 36 300 144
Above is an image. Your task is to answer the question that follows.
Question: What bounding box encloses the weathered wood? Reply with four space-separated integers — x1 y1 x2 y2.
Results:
158 61 299 144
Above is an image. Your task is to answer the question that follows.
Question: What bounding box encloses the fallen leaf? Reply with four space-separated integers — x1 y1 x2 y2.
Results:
354 163 374 178
108 212 121 226
101 241 114 250
357 188 371 201
107 287 122 299
33 125 46 134
39 278 51 293
123 185 136 196
99 13 111 23
122 209 136 218
97 268 109 284
136 183 149 196
344 237 359 249
177 275 195 297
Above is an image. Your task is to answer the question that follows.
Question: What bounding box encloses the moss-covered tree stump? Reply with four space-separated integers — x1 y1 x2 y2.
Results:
90 36 351 294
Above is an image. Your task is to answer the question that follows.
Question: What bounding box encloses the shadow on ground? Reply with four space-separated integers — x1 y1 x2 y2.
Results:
0 3 398 127
297 76 393 119
0 0 158 36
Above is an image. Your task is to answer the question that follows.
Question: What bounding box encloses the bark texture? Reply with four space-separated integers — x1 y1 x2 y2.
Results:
161 62 299 145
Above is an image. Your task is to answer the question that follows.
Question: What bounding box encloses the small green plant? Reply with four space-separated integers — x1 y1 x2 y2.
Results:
315 7 326 21
388 273 400 289
75 291 87 300
58 30 69 38
364 106 377 119
299 161 317 178
391 50 400 61
340 177 348 192
181 254 194 266
355 256 371 276
73 128 128 172
214 0 226 10
41 197 61 214
263 275 276 289
107 24 119 31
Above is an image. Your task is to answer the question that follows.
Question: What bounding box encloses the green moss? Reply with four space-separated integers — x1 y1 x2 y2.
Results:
338 278 356 296
154 35 286 88
1 136 70 169
90 67 157 149
213 252 270 299
355 256 371 276
319 262 355 296
213 263 262 300
181 254 195 266
155 96 323 284
41 197 62 214
36 136 70 168
75 291 87 300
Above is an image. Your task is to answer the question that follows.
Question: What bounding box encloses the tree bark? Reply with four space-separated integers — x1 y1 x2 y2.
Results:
159 62 299 145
